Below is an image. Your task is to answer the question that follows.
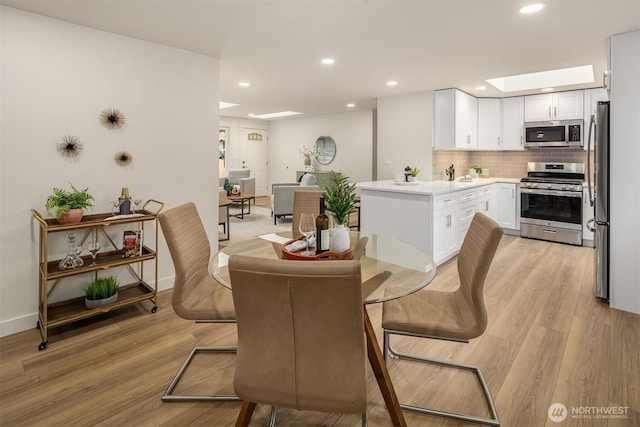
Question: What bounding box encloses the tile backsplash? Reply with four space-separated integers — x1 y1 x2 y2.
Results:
432 149 589 180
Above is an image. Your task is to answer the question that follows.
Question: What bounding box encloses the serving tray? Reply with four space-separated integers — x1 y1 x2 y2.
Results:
281 236 354 260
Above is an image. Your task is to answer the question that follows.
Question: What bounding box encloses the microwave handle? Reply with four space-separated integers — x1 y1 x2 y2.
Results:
587 114 595 207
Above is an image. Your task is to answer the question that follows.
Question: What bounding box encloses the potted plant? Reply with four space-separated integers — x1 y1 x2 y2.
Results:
45 183 94 224
324 171 356 252
84 276 119 309
410 167 420 181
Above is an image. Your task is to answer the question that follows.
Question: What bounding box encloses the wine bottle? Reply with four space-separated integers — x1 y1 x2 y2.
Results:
316 197 330 254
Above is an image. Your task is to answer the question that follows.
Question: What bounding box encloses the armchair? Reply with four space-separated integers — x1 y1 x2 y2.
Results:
227 169 250 186
271 183 319 224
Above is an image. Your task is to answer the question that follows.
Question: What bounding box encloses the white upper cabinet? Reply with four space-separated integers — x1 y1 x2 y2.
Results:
524 91 584 121
477 98 501 150
501 96 525 150
434 89 478 149
582 88 608 151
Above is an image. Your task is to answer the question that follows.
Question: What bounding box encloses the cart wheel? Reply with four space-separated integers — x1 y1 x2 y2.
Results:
38 341 48 351
151 306 158 313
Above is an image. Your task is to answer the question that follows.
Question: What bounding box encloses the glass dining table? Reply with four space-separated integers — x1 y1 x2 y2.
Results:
209 231 436 427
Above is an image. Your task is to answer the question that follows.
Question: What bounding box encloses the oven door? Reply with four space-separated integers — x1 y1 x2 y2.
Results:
520 188 583 227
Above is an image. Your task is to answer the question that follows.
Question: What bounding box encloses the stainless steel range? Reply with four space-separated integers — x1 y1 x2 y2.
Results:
520 162 584 245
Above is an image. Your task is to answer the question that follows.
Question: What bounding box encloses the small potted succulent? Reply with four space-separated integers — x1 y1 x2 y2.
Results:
45 183 94 224
410 167 420 181
84 276 119 309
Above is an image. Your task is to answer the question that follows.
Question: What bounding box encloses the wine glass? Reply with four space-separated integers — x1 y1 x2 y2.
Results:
111 199 122 214
298 213 316 256
87 241 101 265
132 199 143 213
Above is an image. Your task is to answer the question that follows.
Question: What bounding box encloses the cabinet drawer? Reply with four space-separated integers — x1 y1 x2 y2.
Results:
457 189 477 204
477 185 493 198
458 203 477 224
434 194 457 210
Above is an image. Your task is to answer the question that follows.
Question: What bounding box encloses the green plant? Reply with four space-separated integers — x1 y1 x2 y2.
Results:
323 171 356 225
471 164 482 174
84 276 119 300
45 183 94 219
411 167 420 177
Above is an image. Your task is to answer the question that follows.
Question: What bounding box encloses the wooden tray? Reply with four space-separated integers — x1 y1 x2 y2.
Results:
281 236 354 261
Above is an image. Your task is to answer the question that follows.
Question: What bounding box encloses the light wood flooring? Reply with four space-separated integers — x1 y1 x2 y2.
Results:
1 217 639 426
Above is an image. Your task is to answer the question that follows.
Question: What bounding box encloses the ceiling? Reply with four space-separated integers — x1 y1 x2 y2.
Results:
2 1 639 120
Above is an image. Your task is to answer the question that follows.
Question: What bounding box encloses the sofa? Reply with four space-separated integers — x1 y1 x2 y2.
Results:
272 183 319 224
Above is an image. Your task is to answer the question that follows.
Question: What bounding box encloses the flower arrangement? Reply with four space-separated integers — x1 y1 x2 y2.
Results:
298 145 317 165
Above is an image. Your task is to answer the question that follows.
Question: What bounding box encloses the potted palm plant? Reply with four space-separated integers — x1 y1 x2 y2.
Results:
84 276 119 309
324 171 357 253
45 183 94 224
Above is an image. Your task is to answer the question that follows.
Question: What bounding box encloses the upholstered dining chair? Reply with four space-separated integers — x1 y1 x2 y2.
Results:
382 212 503 426
228 255 368 426
158 202 239 402
291 189 324 236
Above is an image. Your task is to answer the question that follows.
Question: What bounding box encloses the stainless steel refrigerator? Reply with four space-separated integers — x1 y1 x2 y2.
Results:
587 101 610 299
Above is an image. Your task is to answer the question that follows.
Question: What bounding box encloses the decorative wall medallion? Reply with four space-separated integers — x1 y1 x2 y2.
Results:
114 151 133 167
100 108 126 130
56 135 83 159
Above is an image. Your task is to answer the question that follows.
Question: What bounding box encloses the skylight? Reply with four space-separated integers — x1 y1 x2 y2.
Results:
486 65 594 92
249 111 302 119
219 101 239 109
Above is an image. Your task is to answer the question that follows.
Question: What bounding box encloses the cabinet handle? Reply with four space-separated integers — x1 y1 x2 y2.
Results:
548 106 552 118
497 136 500 146
603 71 609 91
486 201 489 211
520 135 523 146
512 188 515 198
466 134 471 144
553 106 557 118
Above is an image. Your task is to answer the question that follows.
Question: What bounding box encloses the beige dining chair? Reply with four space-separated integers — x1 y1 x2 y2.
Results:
292 189 324 236
158 202 239 402
228 255 368 426
382 212 503 426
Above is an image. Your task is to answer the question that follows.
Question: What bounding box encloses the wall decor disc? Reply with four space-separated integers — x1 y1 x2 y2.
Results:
56 135 83 159
114 150 133 167
100 108 126 130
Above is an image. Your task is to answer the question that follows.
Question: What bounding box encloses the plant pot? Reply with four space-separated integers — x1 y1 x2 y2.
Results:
58 208 83 225
330 224 350 253
85 293 117 310
408 176 418 182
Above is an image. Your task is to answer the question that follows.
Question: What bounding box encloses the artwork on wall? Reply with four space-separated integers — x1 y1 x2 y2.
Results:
100 108 126 130
56 135 84 160
114 150 133 167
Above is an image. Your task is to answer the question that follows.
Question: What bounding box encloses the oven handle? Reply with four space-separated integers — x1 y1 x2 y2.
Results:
520 188 582 198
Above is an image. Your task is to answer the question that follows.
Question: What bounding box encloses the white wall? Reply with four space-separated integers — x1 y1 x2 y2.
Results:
377 91 433 181
269 111 374 186
0 7 220 336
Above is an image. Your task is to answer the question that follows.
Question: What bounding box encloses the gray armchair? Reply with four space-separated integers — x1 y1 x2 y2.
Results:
227 169 250 186
271 183 319 224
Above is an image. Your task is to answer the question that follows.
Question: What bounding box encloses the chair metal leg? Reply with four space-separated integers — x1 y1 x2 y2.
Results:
384 330 500 426
269 406 277 427
162 345 240 401
362 411 368 427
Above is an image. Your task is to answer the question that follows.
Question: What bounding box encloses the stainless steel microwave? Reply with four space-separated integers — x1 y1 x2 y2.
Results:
524 119 584 148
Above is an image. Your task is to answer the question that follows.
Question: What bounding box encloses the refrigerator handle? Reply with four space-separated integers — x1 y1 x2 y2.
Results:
587 114 595 207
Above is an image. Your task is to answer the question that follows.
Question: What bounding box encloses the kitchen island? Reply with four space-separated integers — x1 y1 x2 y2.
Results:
356 178 520 265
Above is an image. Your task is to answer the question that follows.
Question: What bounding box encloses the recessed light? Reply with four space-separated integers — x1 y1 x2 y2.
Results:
346 103 355 108
387 81 398 86
541 87 554 92
250 111 303 119
321 58 335 65
520 3 544 14
475 86 486 90
238 82 251 87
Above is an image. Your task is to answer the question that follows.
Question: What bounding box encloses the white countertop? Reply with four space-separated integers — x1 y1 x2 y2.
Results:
356 177 521 196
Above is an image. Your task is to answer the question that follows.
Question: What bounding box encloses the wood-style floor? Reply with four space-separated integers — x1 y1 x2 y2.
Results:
1 204 639 426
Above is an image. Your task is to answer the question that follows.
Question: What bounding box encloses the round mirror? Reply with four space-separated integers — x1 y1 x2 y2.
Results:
314 136 336 165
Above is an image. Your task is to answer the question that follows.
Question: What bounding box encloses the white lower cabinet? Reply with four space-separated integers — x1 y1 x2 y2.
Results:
477 184 497 221
496 183 518 230
433 194 458 264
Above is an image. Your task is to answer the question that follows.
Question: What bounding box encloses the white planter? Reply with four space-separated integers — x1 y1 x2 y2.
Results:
330 224 350 253
85 293 117 310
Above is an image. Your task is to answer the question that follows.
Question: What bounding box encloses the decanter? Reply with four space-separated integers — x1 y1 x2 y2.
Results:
58 233 84 270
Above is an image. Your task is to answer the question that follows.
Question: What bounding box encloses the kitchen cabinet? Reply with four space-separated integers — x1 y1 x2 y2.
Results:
32 201 163 350
582 88 608 151
524 91 584 121
582 186 594 246
434 88 478 149
501 97 525 150
477 98 501 150
496 183 518 230
477 184 497 220
456 189 478 248
433 193 458 264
